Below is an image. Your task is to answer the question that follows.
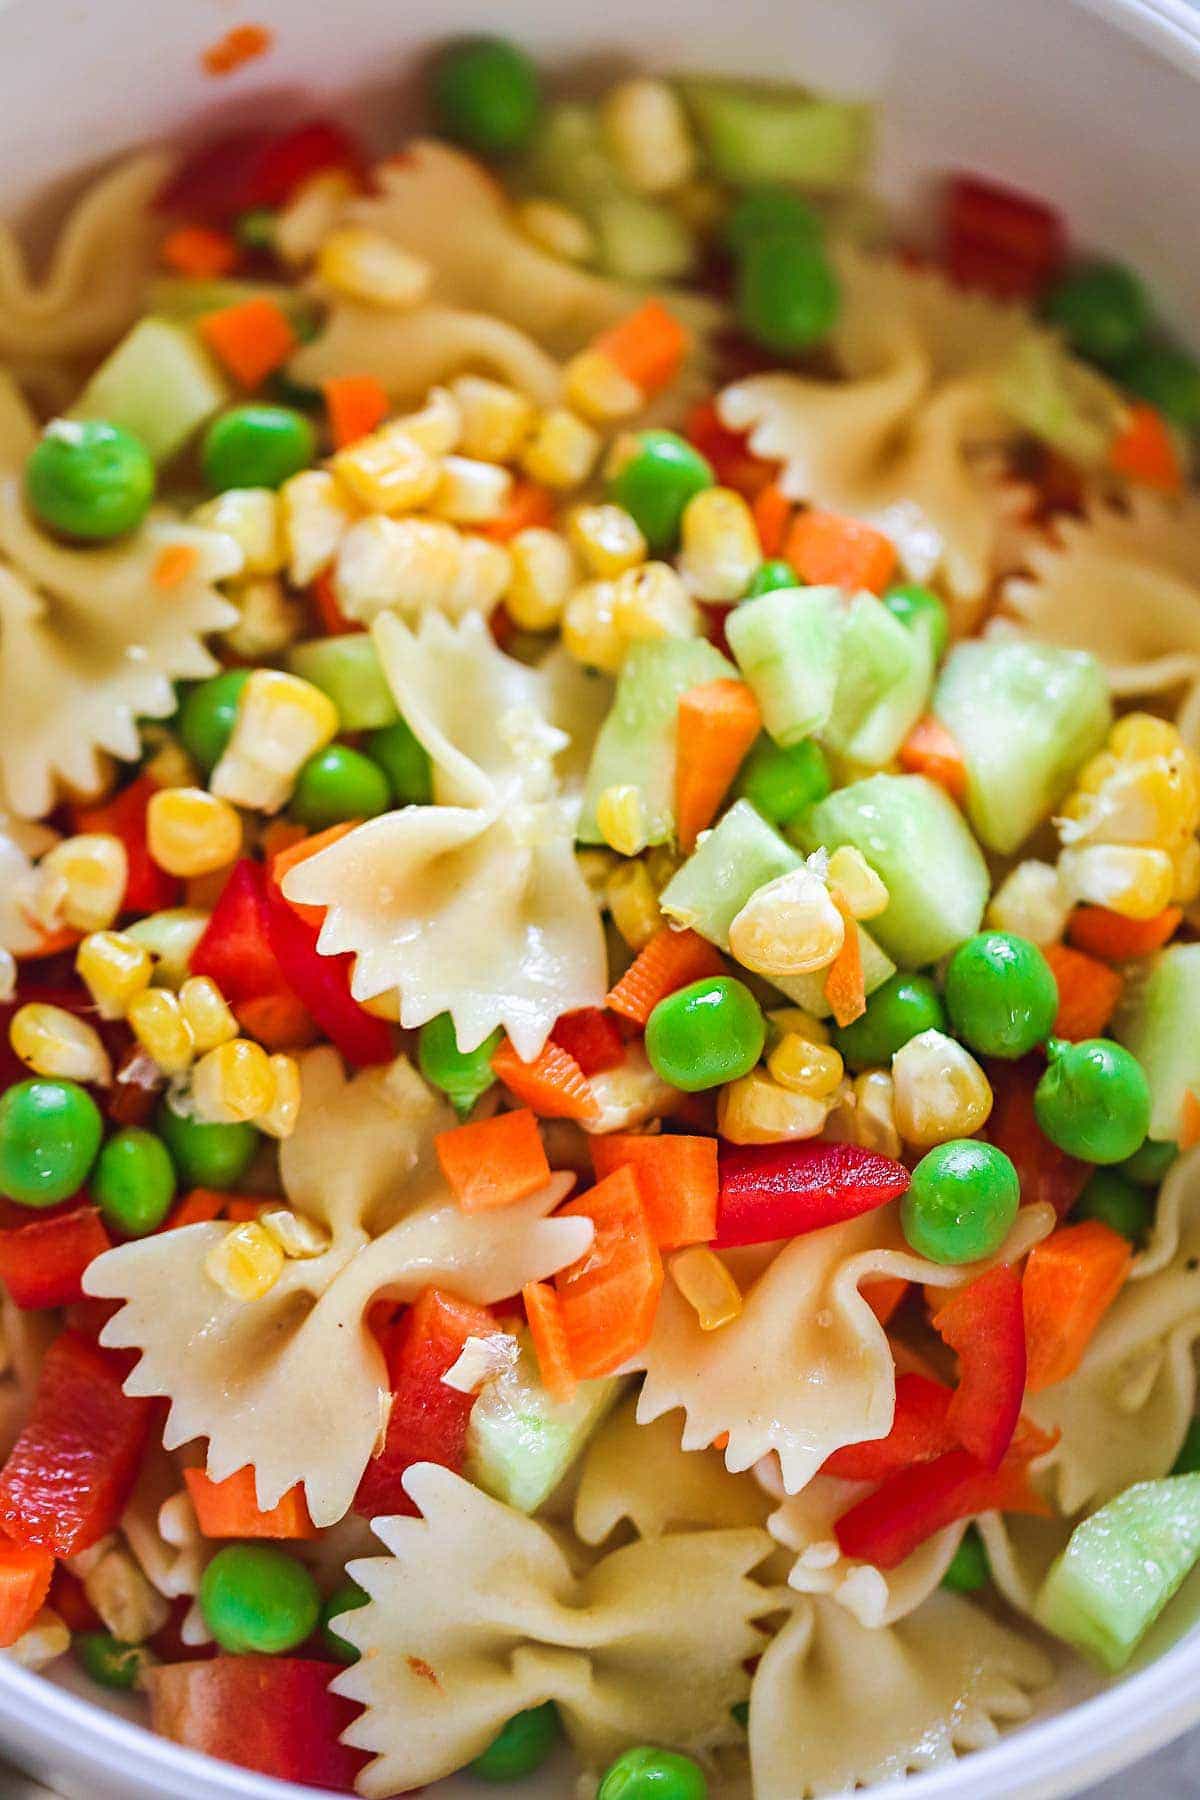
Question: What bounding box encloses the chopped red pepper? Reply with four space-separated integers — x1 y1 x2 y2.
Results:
821 1373 957 1482
713 1140 910 1249
158 120 365 222
986 1057 1090 1218
189 859 288 1005
933 1264 1026 1471
262 878 392 1067
550 1007 626 1077
0 1205 111 1310
0 1330 152 1555
945 174 1066 301
72 774 180 916
684 399 773 497
353 1287 494 1518
48 1564 102 1635
150 1657 366 1790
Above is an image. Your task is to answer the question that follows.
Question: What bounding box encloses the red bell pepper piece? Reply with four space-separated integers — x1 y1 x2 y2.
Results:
158 120 365 222
0 1205 111 1310
986 1057 1090 1218
48 1564 102 1634
933 1264 1026 1471
713 1140 910 1248
821 1373 957 1482
0 1330 151 1555
72 774 180 916
263 878 392 1067
550 1007 626 1077
150 1657 366 1790
189 859 286 1006
945 174 1066 301
353 1287 494 1518
684 399 773 497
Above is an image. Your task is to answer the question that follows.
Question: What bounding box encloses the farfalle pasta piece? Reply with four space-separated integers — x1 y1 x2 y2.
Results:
748 1591 1053 1798
0 808 55 953
332 1461 776 1797
574 1394 770 1546
283 611 607 1059
0 1293 55 1460
85 1050 590 1527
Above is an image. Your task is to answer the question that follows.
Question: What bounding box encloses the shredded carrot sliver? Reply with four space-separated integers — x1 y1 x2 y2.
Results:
1181 1089 1200 1151
1041 941 1124 1041
555 1167 664 1380
823 898 866 1027
522 1281 577 1402
1109 402 1183 496
606 927 726 1027
675 679 762 852
161 225 237 279
271 820 361 928
152 543 200 591
1066 904 1183 961
199 296 296 388
323 375 390 450
592 300 688 398
166 1189 231 1230
752 483 792 560
310 568 363 637
184 1466 316 1539
898 714 968 803
491 1037 599 1122
785 509 897 595
202 22 274 77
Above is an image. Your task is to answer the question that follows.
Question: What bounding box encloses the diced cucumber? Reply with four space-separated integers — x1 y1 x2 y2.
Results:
518 103 626 217
822 593 934 767
726 586 842 748
679 80 870 190
593 194 696 282
933 638 1112 855
465 1329 622 1515
994 336 1126 469
777 926 895 1018
1035 1475 1200 1671
287 636 400 731
797 774 989 968
1113 943 1200 1144
71 319 228 463
578 637 736 846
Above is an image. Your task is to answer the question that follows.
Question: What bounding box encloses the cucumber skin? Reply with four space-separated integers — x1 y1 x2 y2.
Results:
287 635 400 732
1113 943 1200 1143
726 586 842 748
465 1331 622 1515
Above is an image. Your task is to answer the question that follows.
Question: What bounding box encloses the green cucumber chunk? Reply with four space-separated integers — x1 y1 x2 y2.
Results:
821 592 934 767
679 80 870 190
465 1329 622 1514
287 636 399 732
593 194 696 282
933 638 1112 855
578 637 736 846
726 586 842 748
1035 1475 1200 1671
72 319 228 463
797 773 989 968
1113 943 1200 1144
518 102 625 216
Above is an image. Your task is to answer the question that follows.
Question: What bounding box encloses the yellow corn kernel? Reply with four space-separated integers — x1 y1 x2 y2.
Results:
669 1245 742 1331
127 987 195 1075
563 348 645 423
562 578 624 672
767 1031 844 1099
394 386 463 457
596 784 648 857
576 847 619 897
179 976 238 1054
333 515 510 623
332 423 441 515
450 375 535 463
8 1608 70 1671
0 949 14 1005
205 1221 285 1302
38 834 127 932
1110 711 1181 760
520 408 601 490
601 76 696 194
986 859 1071 945
429 455 513 525
603 431 642 484
506 528 577 630
223 577 305 661
611 561 699 645
765 1005 830 1046
124 909 210 988
605 859 661 949
717 1068 830 1144
360 989 403 1023
191 1038 276 1124
678 487 760 602
191 488 285 575
258 1054 302 1139
568 504 647 578
516 196 595 264
10 1003 112 1085
274 169 355 266
82 1544 169 1644
892 1029 993 1147
851 1069 902 1158
140 733 197 792
728 866 845 977
147 788 242 879
280 468 359 587
644 845 684 893
317 225 432 307
1172 836 1200 905
76 930 153 1019
826 846 889 920
1058 757 1198 850
1056 844 1175 920
211 669 339 814
261 1205 331 1258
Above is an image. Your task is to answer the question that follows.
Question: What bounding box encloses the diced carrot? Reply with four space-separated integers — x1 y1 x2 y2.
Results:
863 1276 909 1327
555 1166 664 1379
606 927 726 1027
1023 1220 1133 1393
550 1008 626 1076
1041 942 1125 1041
480 479 555 544
270 820 361 929
898 714 968 803
201 22 273 77
1067 904 1183 961
1109 402 1183 496
310 568 363 636
322 375 390 450
14 923 82 961
785 510 897 595
752 482 792 559
491 1037 599 1122
234 990 320 1052
224 1198 271 1222
1180 1090 1200 1150
0 1541 54 1648
199 296 297 388
674 679 762 853
184 1466 316 1539
824 898 866 1027
590 1133 719 1249
161 224 237 278
152 542 201 591
260 820 308 864
711 1431 730 1451
435 1109 551 1212
166 1188 229 1230
593 300 688 398
522 1281 577 1402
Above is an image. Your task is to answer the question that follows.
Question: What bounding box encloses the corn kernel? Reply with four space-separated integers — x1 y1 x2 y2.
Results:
718 1068 830 1144
223 577 305 661
0 949 14 1005
394 386 463 457
261 1206 331 1258
317 225 432 307
141 733 197 792
568 504 648 578
1172 836 1200 905
563 348 645 423
333 515 510 623
645 845 684 893
124 909 210 988
429 455 513 525
678 487 760 602
520 408 601 490
127 987 195 1075
1110 712 1181 760
83 1545 169 1643
596 784 648 857
191 1038 276 1124
8 1608 70 1670
986 859 1071 945
274 169 355 266
257 1053 302 1139
38 833 126 932
851 1069 902 1158
601 76 696 194
611 561 698 643
211 669 339 814
205 1220 285 1302
826 846 889 920
576 847 619 897
765 1006 830 1046
147 788 242 879
10 1003 111 1085
606 860 661 949
360 989 403 1023
280 468 359 587
77 930 154 1019
450 375 534 462
1057 843 1175 920
669 1245 742 1330
729 866 845 977
179 976 238 1054
562 578 624 672
191 488 285 575
332 423 441 515
892 1029 992 1147
1058 757 1198 849
516 197 595 264
506 528 577 630
767 1031 844 1099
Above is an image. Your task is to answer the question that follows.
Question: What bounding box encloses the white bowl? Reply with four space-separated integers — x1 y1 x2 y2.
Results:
1 0 1199 1794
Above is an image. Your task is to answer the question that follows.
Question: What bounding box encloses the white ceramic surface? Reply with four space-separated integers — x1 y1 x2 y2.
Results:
0 0 1199 1794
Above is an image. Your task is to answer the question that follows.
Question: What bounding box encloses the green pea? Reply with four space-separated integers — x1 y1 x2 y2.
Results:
901 1140 1021 1265
735 236 839 356
597 1746 708 1800
1172 1417 1200 1476
418 1014 501 1118
200 1544 320 1656
944 931 1059 1061
321 1580 369 1664
833 972 946 1071
883 583 950 661
469 1702 561 1780
177 669 251 775
735 734 830 827
291 745 391 830
606 430 714 556
91 1127 176 1238
0 1079 103 1207
1073 1168 1153 1245
365 718 433 806
431 37 541 156
75 1631 151 1691
1043 262 1149 366
1119 1137 1178 1187
26 419 155 541
725 186 822 257
1034 1038 1151 1165
645 976 765 1093
235 208 277 250
1113 342 1200 432
941 1525 990 1594
745 560 801 599
155 1096 258 1190
201 405 316 492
